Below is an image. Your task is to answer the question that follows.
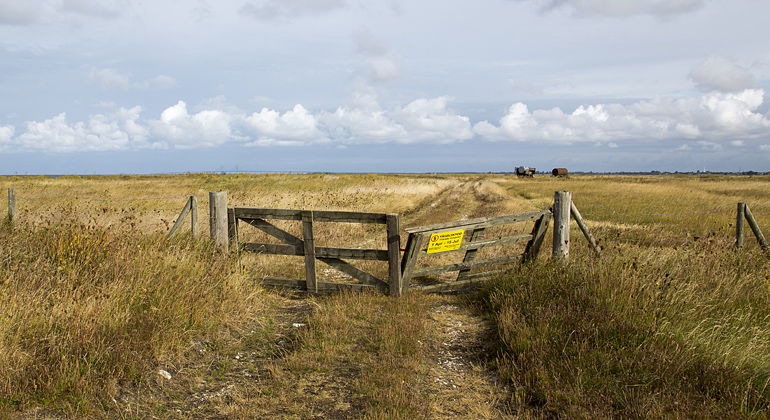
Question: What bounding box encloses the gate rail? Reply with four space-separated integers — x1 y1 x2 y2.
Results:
400 210 551 293
229 207 402 295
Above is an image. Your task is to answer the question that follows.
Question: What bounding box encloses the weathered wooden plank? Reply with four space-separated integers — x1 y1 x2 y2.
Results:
552 191 571 259
227 207 238 246
167 198 191 238
736 202 745 248
239 242 389 261
412 278 494 293
209 191 229 251
460 269 507 280
190 196 198 238
242 242 302 255
302 211 317 293
316 247 388 261
412 255 523 277
400 232 427 290
234 207 303 221
523 212 551 263
234 207 389 224
457 228 485 280
312 210 388 224
386 214 402 296
317 257 387 289
420 234 532 255
570 201 601 257
261 277 377 292
404 210 549 234
744 204 770 256
241 218 303 246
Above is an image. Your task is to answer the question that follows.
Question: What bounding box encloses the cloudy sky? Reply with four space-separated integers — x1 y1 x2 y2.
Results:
1 0 769 173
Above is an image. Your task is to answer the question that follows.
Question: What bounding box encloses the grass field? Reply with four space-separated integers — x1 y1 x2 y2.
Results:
0 173 768 418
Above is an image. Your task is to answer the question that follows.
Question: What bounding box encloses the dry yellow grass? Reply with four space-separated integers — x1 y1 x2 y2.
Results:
0 173 768 418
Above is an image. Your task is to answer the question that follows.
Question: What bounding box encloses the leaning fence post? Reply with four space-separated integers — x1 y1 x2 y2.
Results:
552 190 571 260
7 188 15 223
736 202 745 248
209 191 229 251
570 201 601 257
744 204 769 256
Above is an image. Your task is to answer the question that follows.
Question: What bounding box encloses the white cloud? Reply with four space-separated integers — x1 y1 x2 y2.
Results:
353 29 399 82
90 68 131 90
0 125 14 144
689 56 758 93
320 95 473 144
243 104 326 146
524 0 706 17
360 57 399 82
759 145 770 151
150 101 236 148
474 89 770 144
140 75 179 89
90 68 178 90
150 75 179 89
10 107 149 152
240 0 347 20
3 88 770 153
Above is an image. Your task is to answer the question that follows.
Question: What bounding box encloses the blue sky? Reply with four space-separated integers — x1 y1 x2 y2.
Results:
1 0 770 174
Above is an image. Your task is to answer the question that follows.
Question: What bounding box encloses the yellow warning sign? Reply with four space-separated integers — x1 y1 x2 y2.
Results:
426 229 465 254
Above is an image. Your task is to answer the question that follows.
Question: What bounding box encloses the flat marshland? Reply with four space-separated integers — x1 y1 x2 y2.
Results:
0 173 768 418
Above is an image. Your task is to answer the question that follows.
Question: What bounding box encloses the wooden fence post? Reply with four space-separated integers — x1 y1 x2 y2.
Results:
570 201 601 257
744 204 769 256
523 212 551 263
552 191 571 260
209 191 229 251
7 188 15 222
227 208 238 248
400 233 427 293
386 214 402 297
736 202 745 248
190 196 198 238
301 211 317 293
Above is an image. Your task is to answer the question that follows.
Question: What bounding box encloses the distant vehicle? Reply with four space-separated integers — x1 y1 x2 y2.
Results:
515 166 536 177
552 168 569 177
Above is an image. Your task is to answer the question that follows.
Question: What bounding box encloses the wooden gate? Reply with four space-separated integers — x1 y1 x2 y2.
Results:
228 207 402 295
400 210 551 293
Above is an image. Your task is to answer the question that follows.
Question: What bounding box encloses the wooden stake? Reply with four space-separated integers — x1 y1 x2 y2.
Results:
570 201 601 257
552 191 571 260
190 196 198 238
167 198 191 238
7 188 15 222
736 202 745 248
209 191 229 251
744 204 769 256
523 212 551 263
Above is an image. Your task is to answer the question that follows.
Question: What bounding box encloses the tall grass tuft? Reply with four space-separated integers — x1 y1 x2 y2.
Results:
0 220 268 413
483 246 770 417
